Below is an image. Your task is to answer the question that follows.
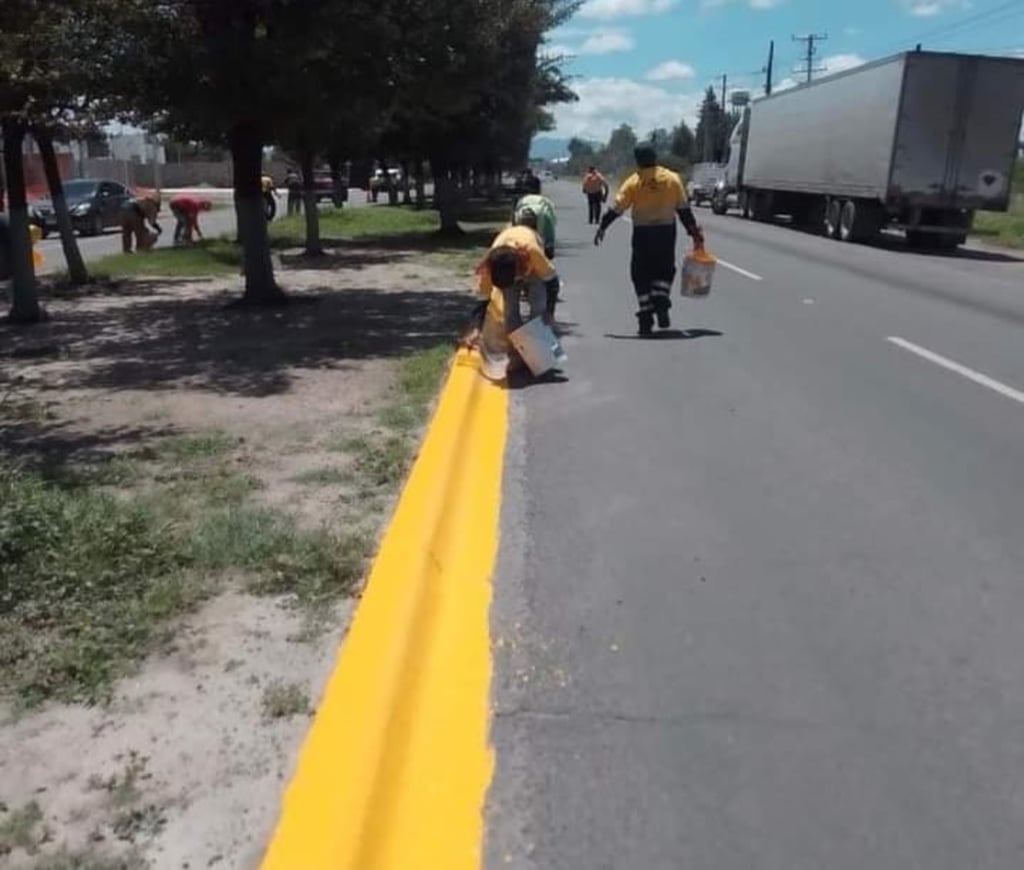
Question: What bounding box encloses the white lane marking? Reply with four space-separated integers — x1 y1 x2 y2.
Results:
716 258 763 282
887 337 1024 407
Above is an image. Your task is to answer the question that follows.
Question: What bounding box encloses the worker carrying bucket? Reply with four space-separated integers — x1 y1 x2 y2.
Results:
594 142 706 335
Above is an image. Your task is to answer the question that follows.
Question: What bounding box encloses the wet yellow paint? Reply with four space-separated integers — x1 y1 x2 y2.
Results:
262 350 507 869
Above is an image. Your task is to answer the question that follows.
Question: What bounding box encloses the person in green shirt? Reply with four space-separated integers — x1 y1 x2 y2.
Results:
512 193 556 259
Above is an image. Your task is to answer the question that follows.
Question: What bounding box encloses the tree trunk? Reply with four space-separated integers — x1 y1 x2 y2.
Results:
430 155 462 236
300 149 322 256
35 127 89 286
401 161 412 205
2 119 44 323
229 123 284 305
413 159 426 210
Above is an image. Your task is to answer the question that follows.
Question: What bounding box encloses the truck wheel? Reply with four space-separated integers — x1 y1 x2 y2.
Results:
824 199 842 239
751 192 772 222
711 193 728 216
839 200 860 242
738 191 751 220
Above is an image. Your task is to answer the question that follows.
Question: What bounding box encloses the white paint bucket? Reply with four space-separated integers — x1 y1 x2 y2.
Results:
508 317 567 377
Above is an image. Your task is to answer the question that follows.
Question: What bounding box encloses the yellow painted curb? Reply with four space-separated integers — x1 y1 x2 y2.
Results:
261 349 508 870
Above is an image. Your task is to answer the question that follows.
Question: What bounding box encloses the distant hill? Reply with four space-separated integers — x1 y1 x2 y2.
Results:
530 137 571 160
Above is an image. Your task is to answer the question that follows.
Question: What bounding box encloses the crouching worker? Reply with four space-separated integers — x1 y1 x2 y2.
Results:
464 222 560 381
170 193 213 245
512 193 557 259
511 206 560 321
120 192 162 254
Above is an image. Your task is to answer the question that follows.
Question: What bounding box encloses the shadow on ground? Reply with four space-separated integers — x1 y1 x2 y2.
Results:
604 328 724 341
0 283 468 399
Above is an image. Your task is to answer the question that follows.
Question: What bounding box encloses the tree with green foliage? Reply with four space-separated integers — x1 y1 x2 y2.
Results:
694 87 733 164
110 0 385 304
0 0 116 320
670 119 696 163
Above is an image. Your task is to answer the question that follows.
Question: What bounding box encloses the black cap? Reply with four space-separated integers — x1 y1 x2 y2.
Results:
634 144 657 168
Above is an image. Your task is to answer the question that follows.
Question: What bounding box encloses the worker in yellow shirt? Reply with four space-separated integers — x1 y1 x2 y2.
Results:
581 166 608 225
469 220 561 379
594 144 705 336
261 174 277 221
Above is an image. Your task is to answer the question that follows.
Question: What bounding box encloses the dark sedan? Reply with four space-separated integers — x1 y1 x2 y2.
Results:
31 178 133 238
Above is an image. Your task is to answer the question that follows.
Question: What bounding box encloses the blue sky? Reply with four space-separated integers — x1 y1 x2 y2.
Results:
544 0 1024 142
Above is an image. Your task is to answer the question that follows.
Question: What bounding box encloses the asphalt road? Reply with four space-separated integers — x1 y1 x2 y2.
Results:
487 181 1024 869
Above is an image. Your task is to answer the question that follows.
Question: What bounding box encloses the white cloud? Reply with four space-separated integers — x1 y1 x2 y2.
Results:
772 54 866 93
540 43 577 58
578 0 676 21
822 53 868 73
899 0 968 16
646 60 697 81
579 29 636 53
551 77 702 140
843 26 862 36
540 27 636 57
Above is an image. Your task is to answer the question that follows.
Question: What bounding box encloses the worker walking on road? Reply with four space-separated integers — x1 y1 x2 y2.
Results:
594 143 705 336
582 166 608 225
120 192 162 254
169 193 213 245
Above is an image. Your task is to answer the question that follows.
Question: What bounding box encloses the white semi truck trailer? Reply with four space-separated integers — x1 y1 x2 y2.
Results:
711 50 1024 249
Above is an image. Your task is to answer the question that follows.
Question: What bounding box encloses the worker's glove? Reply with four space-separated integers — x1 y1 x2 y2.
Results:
593 227 606 247
689 225 705 249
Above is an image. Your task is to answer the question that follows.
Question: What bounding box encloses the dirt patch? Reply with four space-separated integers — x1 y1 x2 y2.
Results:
0 250 472 868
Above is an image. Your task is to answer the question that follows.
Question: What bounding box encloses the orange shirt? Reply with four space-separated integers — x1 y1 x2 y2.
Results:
582 171 607 195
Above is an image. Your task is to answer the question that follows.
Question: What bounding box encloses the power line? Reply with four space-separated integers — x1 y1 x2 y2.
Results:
792 32 828 83
868 0 1024 58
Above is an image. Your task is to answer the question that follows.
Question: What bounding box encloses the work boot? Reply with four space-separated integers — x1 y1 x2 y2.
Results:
637 311 654 336
656 308 671 329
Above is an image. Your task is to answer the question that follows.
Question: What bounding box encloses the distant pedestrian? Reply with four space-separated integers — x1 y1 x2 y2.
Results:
283 167 302 216
261 174 277 221
169 193 213 244
582 166 609 225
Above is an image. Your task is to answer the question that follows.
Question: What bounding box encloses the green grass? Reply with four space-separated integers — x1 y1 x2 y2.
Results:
159 430 237 461
261 680 310 720
0 800 46 855
0 460 367 708
0 342 449 710
331 345 452 500
89 238 241 278
269 205 439 246
972 194 1024 248
292 466 353 486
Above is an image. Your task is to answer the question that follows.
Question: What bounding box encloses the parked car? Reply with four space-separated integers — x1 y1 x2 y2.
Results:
30 178 133 237
368 168 402 202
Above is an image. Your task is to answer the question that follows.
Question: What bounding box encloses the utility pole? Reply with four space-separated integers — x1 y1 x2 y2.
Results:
720 73 728 109
765 40 774 96
792 32 828 83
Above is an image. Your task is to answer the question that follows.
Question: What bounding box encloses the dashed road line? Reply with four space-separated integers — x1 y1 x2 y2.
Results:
888 336 1024 407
